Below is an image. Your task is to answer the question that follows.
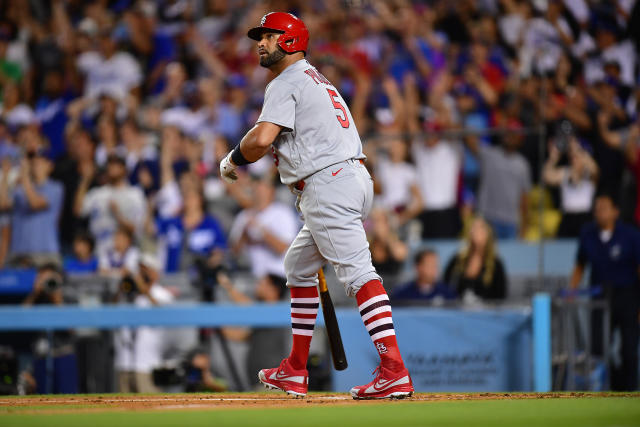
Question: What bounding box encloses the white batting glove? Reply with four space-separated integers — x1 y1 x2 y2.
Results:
219 152 238 183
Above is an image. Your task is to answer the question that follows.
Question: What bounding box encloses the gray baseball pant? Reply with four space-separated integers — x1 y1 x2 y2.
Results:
284 158 381 297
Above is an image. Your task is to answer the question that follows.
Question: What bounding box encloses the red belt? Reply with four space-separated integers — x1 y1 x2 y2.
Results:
293 159 364 192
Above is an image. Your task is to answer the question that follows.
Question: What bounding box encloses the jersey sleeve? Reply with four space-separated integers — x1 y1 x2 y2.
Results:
256 79 297 131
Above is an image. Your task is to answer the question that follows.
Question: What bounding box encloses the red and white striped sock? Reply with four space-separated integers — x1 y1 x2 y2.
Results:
288 286 319 370
356 280 405 373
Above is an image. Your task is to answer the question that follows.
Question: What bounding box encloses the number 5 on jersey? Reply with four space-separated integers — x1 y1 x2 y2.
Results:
326 88 350 129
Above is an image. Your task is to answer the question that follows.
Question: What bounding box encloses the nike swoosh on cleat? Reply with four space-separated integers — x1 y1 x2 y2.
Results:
364 376 410 394
331 168 343 176
373 378 391 389
270 371 306 384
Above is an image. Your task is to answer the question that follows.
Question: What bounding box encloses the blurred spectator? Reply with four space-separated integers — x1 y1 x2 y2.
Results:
0 28 22 85
154 124 187 219
63 232 98 274
470 127 531 239
368 208 409 287
98 227 139 278
392 249 456 304
597 111 640 226
543 138 598 237
52 127 98 249
0 148 63 266
588 80 628 196
374 137 423 226
113 253 174 393
519 2 574 76
34 70 73 160
152 62 188 109
81 26 142 100
229 175 298 280
156 184 226 300
75 154 146 254
444 217 507 301
94 116 126 169
569 194 640 391
124 3 177 95
121 117 158 185
412 126 463 238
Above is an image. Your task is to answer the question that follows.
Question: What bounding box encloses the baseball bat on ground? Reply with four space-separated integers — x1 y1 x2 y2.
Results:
317 268 348 371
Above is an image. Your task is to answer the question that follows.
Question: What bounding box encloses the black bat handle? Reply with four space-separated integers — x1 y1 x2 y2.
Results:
318 269 348 371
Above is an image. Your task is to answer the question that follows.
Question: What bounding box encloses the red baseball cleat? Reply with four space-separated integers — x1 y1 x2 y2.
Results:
350 365 414 399
258 358 308 397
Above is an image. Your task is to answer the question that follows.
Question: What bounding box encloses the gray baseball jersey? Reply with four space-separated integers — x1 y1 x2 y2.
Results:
256 59 365 184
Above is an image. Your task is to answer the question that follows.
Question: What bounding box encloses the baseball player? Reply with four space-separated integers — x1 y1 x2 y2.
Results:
220 12 413 399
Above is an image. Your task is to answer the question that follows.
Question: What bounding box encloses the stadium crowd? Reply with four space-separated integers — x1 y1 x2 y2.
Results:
0 0 639 280
0 0 639 392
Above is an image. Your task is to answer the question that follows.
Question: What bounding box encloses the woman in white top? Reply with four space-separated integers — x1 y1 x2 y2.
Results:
543 137 598 237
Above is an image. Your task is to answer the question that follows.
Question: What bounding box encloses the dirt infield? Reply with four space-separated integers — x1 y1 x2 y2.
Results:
1 392 638 414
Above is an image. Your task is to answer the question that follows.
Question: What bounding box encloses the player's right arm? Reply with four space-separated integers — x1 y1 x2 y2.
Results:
220 79 296 183
237 122 283 163
219 122 282 183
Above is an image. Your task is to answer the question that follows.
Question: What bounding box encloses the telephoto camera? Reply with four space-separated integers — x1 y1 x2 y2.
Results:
38 263 65 299
119 275 138 303
43 276 62 293
193 257 228 301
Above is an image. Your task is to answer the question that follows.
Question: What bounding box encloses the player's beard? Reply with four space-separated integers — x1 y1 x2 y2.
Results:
259 48 286 68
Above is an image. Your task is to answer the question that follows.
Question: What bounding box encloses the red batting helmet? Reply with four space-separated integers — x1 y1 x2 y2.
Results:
247 12 309 55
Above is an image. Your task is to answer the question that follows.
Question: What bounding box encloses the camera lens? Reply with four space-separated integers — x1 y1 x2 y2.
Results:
45 278 60 291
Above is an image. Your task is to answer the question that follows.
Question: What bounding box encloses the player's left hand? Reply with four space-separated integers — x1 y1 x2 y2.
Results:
220 152 238 183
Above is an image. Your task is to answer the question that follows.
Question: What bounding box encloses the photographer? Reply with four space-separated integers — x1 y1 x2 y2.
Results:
183 348 226 393
113 253 174 393
22 263 78 394
23 263 66 307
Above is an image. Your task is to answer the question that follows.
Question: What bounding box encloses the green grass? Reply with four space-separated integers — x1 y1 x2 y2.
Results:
1 396 640 427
